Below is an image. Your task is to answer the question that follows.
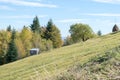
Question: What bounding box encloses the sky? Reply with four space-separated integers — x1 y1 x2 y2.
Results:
0 0 120 37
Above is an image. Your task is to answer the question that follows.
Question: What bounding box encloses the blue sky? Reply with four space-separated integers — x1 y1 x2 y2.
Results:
0 0 120 37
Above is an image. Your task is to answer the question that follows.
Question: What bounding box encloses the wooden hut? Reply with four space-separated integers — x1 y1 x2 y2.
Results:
30 48 39 55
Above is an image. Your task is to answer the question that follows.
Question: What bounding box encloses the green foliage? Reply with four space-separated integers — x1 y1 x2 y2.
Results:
7 25 12 32
45 19 54 39
0 56 5 65
0 17 62 64
46 39 53 51
30 16 41 33
45 19 62 48
20 26 32 42
15 38 25 59
69 23 94 43
32 32 53 52
0 31 11 64
40 27 47 38
20 26 32 57
63 36 73 46
6 29 18 63
32 32 42 48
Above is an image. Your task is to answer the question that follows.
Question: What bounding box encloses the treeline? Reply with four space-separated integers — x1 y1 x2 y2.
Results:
1 16 118 65
64 23 120 46
0 16 62 65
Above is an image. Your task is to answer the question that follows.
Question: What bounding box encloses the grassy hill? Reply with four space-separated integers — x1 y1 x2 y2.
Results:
0 32 120 80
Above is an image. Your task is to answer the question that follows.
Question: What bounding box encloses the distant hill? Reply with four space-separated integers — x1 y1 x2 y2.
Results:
0 32 120 80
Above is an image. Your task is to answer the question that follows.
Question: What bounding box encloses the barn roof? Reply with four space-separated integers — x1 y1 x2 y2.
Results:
30 48 39 51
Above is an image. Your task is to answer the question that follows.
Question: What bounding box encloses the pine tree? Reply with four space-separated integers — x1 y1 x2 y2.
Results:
30 16 41 33
6 29 18 63
97 30 102 36
45 19 53 40
45 19 62 48
7 25 11 32
112 24 119 32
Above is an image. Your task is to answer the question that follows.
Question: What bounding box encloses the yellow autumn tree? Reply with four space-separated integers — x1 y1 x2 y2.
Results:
0 30 11 64
20 26 32 56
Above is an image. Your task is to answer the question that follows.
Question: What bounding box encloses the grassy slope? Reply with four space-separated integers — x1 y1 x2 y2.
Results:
0 32 120 80
53 46 120 80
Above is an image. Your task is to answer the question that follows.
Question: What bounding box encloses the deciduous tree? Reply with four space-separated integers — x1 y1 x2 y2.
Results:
69 23 94 43
20 26 32 56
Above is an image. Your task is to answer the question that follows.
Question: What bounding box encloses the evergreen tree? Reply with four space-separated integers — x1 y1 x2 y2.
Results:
41 27 47 38
45 19 62 48
45 19 53 39
7 25 11 32
0 31 11 64
97 30 102 36
6 29 18 63
112 24 119 32
30 16 41 33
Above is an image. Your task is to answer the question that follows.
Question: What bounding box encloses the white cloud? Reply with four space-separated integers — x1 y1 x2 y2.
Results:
0 0 57 8
0 15 48 19
57 19 85 23
85 13 120 17
0 5 14 10
93 0 120 4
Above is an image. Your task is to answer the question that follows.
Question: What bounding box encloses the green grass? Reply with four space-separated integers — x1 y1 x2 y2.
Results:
53 46 120 80
0 32 120 80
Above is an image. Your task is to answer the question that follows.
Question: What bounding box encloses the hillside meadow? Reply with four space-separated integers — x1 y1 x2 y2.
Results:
0 32 120 80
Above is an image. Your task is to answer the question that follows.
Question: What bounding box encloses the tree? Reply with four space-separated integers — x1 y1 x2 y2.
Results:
41 27 47 38
97 30 102 36
20 26 32 57
6 29 18 63
0 31 11 64
21 26 32 41
30 16 41 33
7 25 12 32
32 32 53 52
69 23 94 43
15 38 26 59
45 19 53 39
32 32 42 48
64 36 73 46
112 24 119 32
45 19 62 48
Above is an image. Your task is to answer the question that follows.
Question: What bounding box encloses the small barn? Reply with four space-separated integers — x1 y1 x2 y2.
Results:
30 48 39 55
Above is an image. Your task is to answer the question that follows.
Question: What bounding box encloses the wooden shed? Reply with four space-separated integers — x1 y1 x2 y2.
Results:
30 48 39 55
